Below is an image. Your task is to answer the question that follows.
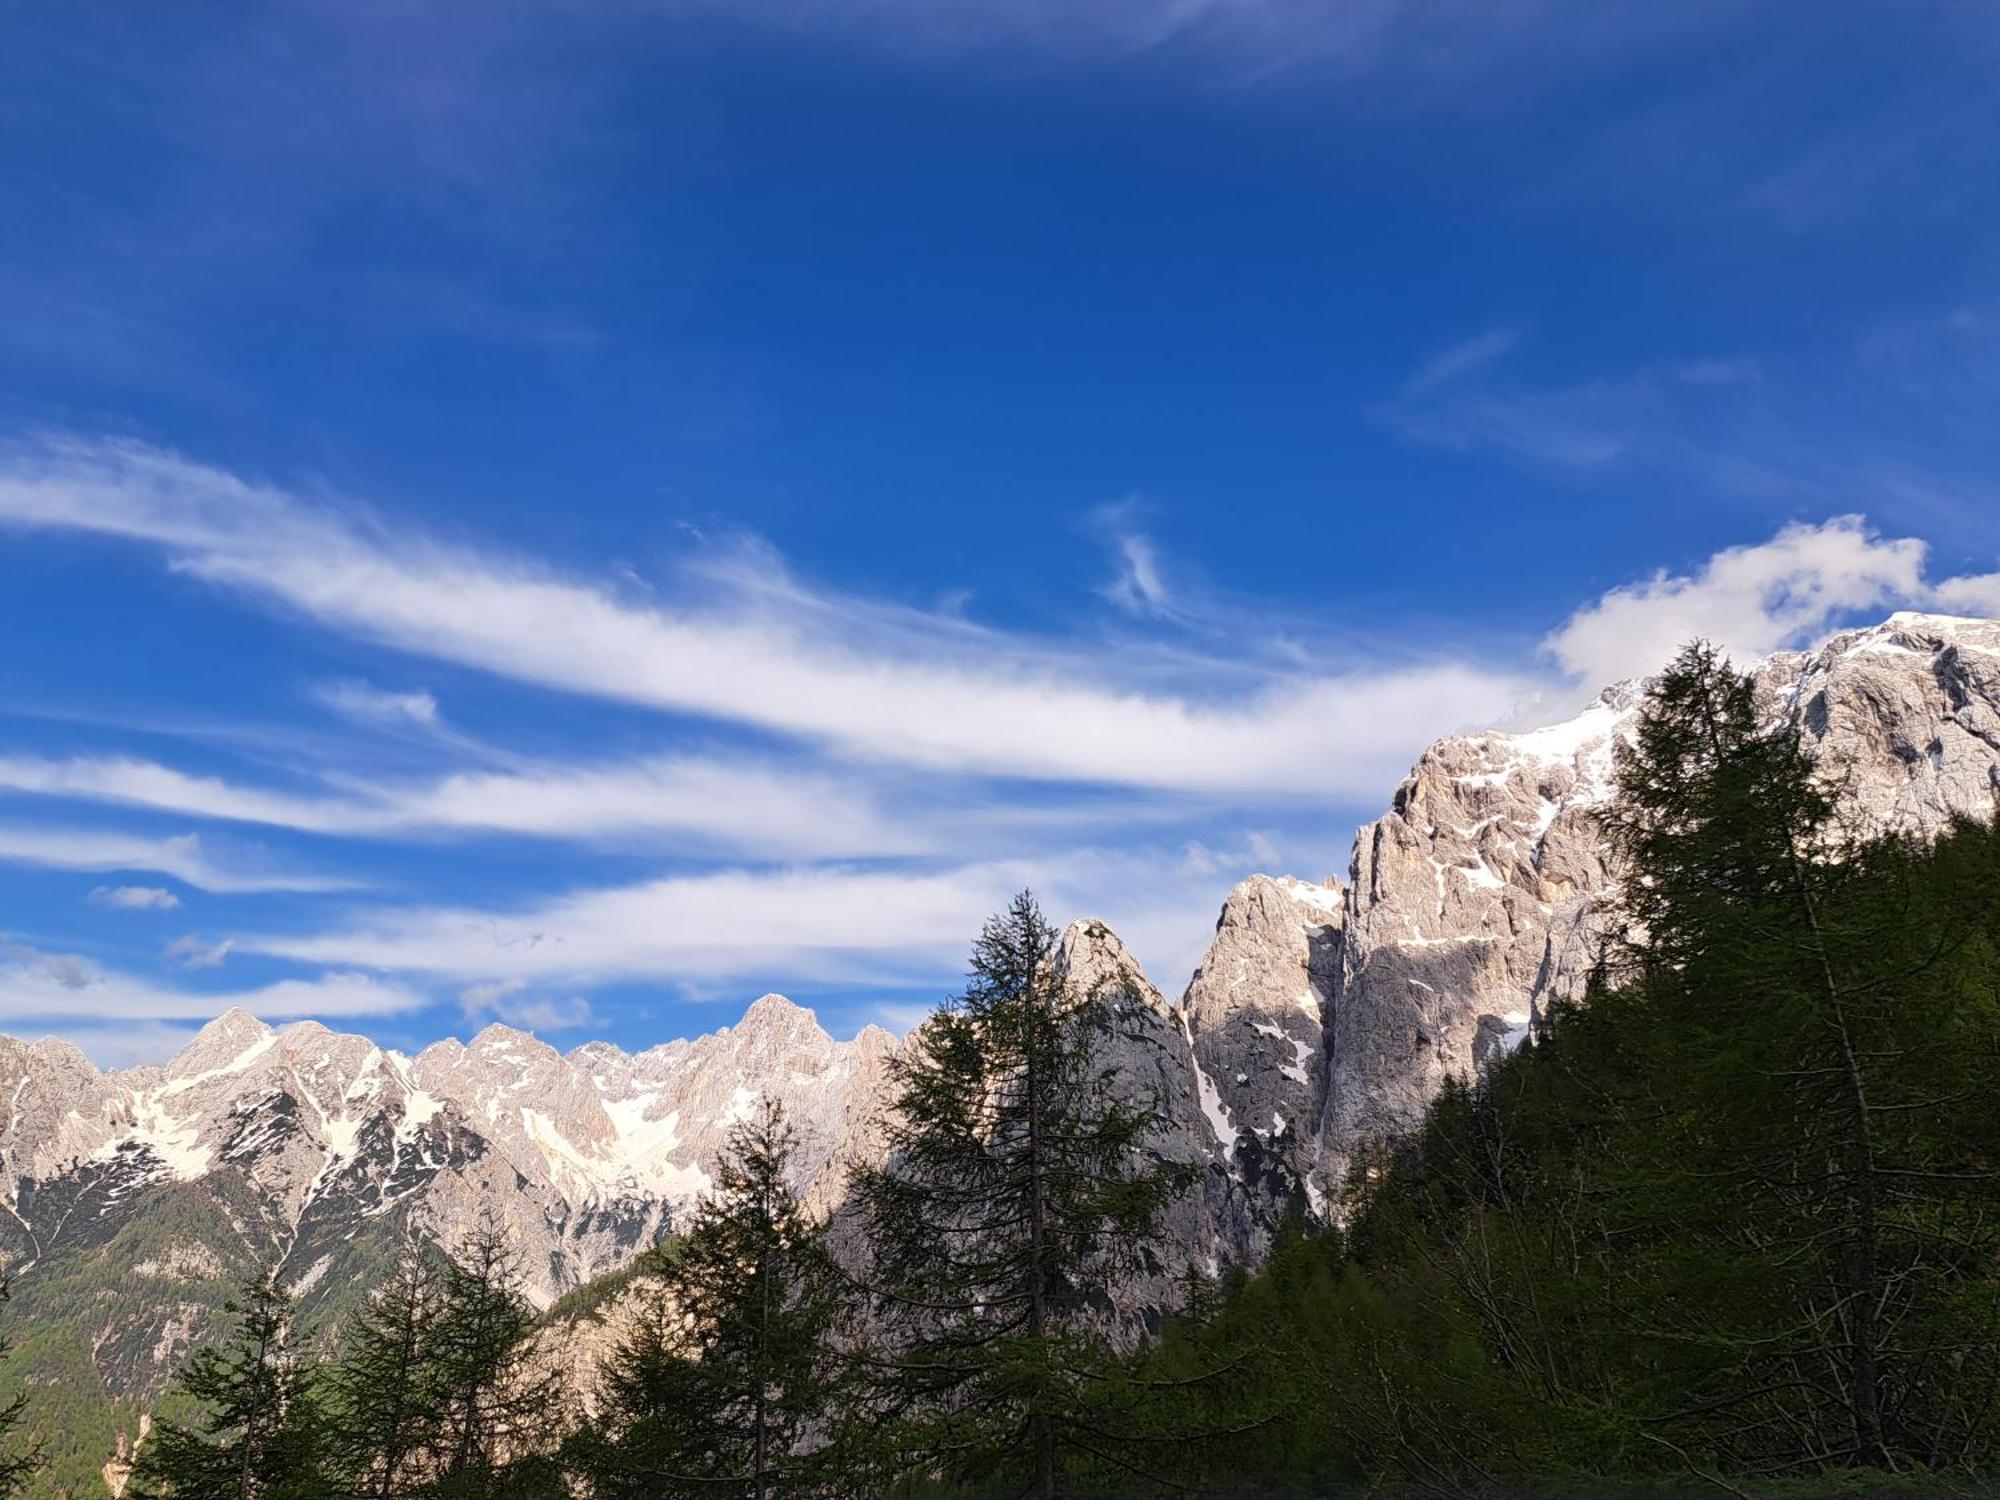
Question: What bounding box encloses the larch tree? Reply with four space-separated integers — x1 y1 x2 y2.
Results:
581 1100 850 1499
427 1221 565 1499
856 890 1187 1498
129 1275 327 1500
324 1240 447 1497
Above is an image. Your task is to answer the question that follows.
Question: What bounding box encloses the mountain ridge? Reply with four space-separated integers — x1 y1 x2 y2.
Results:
6 610 2000 1495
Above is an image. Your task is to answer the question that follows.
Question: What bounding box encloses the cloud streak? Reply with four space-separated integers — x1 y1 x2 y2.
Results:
0 824 351 894
0 944 425 1024
0 749 939 858
0 438 1538 800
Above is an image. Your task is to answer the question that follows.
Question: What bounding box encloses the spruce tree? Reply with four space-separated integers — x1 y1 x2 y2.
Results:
1597 641 2000 1472
582 1100 849 1499
428 1221 565 1499
856 890 1186 1497
324 1240 447 1497
130 1275 327 1500
0 1279 42 1497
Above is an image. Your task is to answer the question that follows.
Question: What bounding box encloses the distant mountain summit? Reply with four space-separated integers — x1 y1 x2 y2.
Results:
8 612 1999 1493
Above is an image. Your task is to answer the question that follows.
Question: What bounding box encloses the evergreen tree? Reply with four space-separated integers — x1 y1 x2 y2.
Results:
324 1241 446 1497
581 1100 849 1499
856 891 1187 1497
130 1275 328 1500
1594 640 2000 1472
0 1279 43 1497
428 1221 566 1499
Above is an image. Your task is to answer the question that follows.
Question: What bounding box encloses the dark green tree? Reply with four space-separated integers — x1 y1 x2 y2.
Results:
1593 641 2000 1472
324 1240 447 1497
428 1221 566 1499
0 1279 43 1497
580 1100 850 1499
130 1275 328 1500
856 891 1187 1497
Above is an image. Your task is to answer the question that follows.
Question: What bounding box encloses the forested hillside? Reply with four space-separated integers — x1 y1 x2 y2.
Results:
1125 644 2000 1495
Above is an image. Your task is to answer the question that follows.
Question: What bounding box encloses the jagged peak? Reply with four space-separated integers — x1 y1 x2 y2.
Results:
729 993 833 1050
1223 873 1345 925
468 1021 560 1061
853 1022 899 1053
1058 917 1168 1014
25 1034 97 1076
165 1007 276 1078
743 992 812 1024
192 1006 272 1045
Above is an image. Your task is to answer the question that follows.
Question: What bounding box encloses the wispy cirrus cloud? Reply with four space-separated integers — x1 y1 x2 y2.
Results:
0 437 1541 801
88 884 180 912
0 749 939 858
313 680 442 732
0 824 350 894
0 943 424 1023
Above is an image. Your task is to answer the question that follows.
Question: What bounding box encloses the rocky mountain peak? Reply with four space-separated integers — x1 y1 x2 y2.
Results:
734 992 824 1041
165 1006 276 1081
1057 917 1167 1016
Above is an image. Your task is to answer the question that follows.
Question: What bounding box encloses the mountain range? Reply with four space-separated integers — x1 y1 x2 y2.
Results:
6 610 1999 1495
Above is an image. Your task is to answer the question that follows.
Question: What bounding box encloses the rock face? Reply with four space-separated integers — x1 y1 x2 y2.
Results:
1308 611 2000 1191
1180 876 1343 1219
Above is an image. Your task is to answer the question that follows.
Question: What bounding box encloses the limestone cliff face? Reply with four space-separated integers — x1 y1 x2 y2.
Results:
1179 875 1343 1219
1309 611 2000 1191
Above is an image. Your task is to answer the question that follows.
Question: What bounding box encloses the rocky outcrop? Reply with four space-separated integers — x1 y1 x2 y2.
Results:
1309 611 2000 1191
1180 875 1343 1219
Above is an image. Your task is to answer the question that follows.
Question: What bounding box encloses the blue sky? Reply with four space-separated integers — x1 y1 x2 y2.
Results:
3 0 2000 1065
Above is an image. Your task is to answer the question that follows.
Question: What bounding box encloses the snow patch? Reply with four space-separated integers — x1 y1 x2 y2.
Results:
1191 1059 1238 1154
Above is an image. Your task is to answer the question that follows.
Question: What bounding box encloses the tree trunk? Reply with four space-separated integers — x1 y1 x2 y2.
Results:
1794 855 1890 1469
1026 1027 1054 1500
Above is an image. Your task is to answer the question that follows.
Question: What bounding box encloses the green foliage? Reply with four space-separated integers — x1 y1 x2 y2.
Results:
855 891 1190 1498
129 1276 327 1500
424 1221 568 1497
322 1242 448 1498
575 1100 852 1498
1105 643 2000 1496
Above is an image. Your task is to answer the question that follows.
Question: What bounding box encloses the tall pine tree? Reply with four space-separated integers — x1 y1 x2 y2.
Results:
428 1221 565 1499
0 1279 42 1497
581 1099 849 1499
324 1240 447 1497
1596 641 2000 1472
130 1274 327 1500
857 891 1185 1497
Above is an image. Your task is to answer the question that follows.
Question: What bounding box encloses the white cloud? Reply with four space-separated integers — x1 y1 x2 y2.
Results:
88 884 180 911
1403 327 1521 395
0 438 1534 800
314 679 441 730
21 1021 203 1070
0 750 955 858
1544 516 1932 684
461 979 595 1034
240 836 1307 1003
1934 570 2000 617
250 863 1021 988
0 824 349 893
165 934 234 970
0 945 426 1023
